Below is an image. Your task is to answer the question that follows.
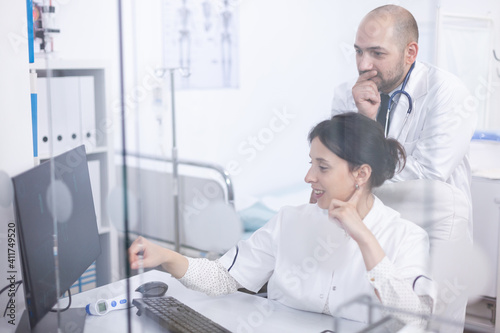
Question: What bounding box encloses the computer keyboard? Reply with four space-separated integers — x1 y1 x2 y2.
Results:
133 296 232 333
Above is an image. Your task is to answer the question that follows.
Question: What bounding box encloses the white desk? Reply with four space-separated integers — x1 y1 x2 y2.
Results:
76 270 367 332
3 269 365 333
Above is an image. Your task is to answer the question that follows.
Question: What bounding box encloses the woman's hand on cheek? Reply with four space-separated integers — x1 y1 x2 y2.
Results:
328 186 368 242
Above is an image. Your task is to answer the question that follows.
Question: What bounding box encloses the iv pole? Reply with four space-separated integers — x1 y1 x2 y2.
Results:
156 67 190 253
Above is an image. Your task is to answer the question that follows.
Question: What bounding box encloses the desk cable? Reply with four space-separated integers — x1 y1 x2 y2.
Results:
0 280 72 316
0 280 21 317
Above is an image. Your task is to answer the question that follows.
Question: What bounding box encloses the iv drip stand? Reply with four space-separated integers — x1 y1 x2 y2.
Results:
156 67 189 253
170 69 180 253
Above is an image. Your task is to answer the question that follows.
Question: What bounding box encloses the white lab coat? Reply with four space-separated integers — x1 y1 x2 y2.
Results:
331 61 477 239
219 198 434 323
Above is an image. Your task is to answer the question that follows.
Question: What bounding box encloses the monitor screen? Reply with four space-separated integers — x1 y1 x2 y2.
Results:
12 145 101 329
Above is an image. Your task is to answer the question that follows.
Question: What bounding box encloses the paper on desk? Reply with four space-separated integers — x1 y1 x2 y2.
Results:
472 168 500 180
397 326 428 332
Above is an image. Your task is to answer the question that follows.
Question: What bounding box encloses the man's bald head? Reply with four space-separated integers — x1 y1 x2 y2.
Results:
363 5 419 51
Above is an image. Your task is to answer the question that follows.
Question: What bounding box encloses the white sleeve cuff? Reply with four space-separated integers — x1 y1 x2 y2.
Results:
366 256 395 290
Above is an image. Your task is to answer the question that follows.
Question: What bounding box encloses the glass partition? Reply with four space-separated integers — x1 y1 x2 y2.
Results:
3 1 499 332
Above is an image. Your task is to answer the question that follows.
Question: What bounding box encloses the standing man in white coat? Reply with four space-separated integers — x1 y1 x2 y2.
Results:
331 5 477 240
329 5 476 332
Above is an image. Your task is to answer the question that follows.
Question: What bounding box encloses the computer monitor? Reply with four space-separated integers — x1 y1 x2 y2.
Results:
12 145 101 330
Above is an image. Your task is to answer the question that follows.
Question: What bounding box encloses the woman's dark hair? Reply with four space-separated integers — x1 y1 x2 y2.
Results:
308 112 406 188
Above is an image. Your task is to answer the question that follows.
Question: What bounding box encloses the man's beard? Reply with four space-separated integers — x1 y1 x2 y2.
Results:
376 59 407 93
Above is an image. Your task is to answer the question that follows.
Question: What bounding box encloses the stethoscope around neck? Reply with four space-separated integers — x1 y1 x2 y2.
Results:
384 62 415 138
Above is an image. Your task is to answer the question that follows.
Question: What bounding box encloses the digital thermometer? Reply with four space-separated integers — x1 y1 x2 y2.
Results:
86 293 137 316
85 281 168 316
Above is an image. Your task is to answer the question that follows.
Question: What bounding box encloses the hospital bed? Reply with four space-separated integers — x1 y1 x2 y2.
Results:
115 153 310 258
114 153 242 264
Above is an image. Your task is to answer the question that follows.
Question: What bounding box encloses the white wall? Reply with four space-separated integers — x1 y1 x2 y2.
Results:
437 0 500 130
8 0 500 207
117 0 444 204
0 5 33 172
120 0 500 204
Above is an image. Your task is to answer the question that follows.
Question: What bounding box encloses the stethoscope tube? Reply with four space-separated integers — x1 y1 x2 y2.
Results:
384 62 415 138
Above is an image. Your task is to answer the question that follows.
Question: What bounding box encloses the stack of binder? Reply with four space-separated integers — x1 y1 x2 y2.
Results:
69 261 97 294
37 76 97 157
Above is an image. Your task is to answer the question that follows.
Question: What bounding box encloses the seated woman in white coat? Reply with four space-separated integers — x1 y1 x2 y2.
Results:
129 112 435 324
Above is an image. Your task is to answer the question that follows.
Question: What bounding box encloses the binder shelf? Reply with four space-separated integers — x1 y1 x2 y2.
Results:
32 60 115 287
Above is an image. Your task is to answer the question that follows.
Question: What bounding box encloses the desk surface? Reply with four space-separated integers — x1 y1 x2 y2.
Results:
77 270 364 332
2 269 366 333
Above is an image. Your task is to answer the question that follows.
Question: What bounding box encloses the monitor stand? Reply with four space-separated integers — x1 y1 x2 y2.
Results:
16 308 86 333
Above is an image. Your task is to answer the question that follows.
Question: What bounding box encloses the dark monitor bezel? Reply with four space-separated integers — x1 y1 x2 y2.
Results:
12 145 101 329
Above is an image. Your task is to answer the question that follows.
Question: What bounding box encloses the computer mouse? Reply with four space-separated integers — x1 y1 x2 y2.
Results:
135 281 168 298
